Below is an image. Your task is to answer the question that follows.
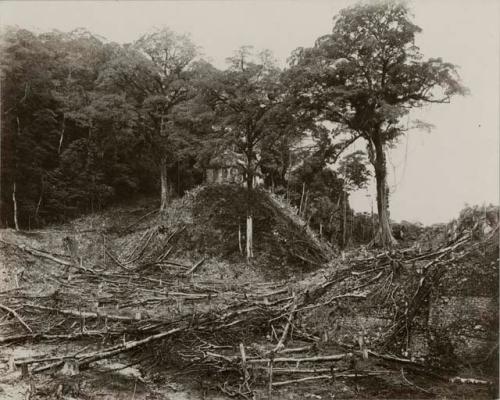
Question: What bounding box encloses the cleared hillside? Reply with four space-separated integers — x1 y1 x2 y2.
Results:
0 192 497 400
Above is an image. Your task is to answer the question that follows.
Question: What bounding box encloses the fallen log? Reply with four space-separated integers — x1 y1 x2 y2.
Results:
0 303 32 333
25 304 152 323
240 343 251 392
0 239 72 266
207 352 352 364
255 367 337 374
248 353 352 364
185 258 206 276
272 371 389 387
278 346 312 354
449 376 493 386
2 330 123 345
273 297 297 352
32 325 186 374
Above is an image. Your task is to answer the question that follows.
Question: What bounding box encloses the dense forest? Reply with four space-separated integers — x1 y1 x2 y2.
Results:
0 2 465 249
0 24 367 247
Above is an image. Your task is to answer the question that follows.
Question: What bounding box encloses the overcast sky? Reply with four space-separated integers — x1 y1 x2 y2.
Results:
1 0 498 224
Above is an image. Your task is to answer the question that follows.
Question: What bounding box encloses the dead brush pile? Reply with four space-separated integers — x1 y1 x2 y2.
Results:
300 207 499 390
0 203 497 399
0 223 297 398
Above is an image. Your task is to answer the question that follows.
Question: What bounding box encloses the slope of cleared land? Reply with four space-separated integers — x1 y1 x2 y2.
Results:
0 186 498 399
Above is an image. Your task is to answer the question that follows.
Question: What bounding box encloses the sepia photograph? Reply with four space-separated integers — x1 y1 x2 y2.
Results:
0 0 498 399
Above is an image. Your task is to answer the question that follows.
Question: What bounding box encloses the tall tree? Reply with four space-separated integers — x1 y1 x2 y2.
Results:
287 2 467 247
199 47 287 258
100 28 199 210
135 29 199 210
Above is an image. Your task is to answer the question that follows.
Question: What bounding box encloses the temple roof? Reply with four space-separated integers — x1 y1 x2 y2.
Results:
208 149 245 168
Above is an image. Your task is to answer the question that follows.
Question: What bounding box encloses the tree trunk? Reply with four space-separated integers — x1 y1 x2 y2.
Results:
58 114 66 155
13 115 21 231
12 182 19 231
370 138 397 248
160 156 168 211
238 224 243 254
35 195 42 220
302 190 309 219
342 191 347 248
245 170 254 259
35 176 44 225
298 182 306 216
246 214 253 259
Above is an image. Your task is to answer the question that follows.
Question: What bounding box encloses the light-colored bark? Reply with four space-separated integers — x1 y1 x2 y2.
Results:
302 190 309 219
246 214 253 259
160 156 168 211
245 165 255 259
12 182 19 231
58 114 65 154
35 192 42 222
238 224 243 254
342 191 347 248
298 182 306 216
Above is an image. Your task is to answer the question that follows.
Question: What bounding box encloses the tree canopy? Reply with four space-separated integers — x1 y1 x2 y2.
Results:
0 2 466 250
286 1 467 247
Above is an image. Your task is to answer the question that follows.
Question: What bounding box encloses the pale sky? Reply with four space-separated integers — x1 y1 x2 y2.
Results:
1 0 498 224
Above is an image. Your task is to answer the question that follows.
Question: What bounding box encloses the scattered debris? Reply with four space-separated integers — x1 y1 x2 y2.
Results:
0 199 497 399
